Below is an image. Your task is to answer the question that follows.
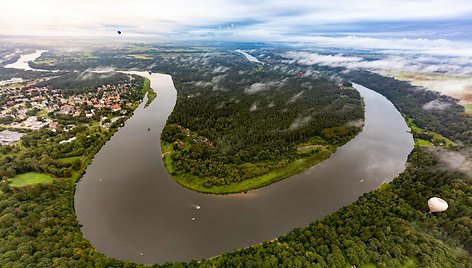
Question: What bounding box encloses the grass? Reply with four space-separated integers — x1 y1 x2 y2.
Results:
9 172 55 187
141 77 157 108
465 104 472 115
414 138 433 147
7 83 24 88
36 109 48 117
163 145 334 194
128 54 153 59
57 155 83 165
404 116 455 147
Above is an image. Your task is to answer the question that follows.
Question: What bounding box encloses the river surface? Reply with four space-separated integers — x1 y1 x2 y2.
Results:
236 49 264 65
6 52 414 264
74 72 414 263
4 50 46 70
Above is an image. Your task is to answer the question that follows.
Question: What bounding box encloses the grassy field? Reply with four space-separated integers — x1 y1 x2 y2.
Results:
6 83 24 88
56 155 83 164
163 145 334 194
128 54 153 59
9 172 55 187
141 77 156 108
404 116 455 147
465 104 472 114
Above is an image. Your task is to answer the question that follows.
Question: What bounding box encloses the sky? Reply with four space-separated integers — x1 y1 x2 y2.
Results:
1 0 472 57
1 0 472 38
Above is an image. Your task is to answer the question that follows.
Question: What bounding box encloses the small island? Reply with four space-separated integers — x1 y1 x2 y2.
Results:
161 53 364 194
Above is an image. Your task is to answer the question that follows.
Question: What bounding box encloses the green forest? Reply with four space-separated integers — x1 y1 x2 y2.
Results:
161 53 363 192
344 70 472 144
1 142 470 267
0 47 470 267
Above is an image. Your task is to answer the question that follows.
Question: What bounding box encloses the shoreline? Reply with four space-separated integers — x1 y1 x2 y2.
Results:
161 111 364 194
162 145 337 194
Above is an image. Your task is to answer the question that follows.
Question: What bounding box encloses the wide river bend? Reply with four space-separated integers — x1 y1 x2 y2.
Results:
3 51 414 264
74 72 414 264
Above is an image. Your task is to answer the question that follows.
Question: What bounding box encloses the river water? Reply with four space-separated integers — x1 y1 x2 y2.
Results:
5 52 414 264
74 72 414 263
4 50 47 70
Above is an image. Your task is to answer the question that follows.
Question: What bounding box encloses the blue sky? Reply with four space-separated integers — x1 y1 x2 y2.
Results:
1 0 472 56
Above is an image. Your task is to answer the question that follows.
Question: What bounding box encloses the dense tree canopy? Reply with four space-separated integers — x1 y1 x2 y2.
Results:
1 47 470 267
161 52 363 188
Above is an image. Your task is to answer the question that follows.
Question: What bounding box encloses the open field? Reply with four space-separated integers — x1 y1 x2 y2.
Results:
404 116 455 147
378 70 472 114
57 155 83 164
128 54 153 59
9 172 55 187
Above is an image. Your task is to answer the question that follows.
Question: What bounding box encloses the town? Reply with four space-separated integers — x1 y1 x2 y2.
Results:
0 75 141 145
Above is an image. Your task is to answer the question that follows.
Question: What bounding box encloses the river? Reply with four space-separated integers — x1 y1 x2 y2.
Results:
74 74 413 263
4 50 47 70
7 52 414 264
236 49 264 65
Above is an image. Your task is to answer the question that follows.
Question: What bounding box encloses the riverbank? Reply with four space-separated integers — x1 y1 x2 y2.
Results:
160 75 364 194
75 72 413 264
162 143 336 194
70 78 151 205
142 77 156 107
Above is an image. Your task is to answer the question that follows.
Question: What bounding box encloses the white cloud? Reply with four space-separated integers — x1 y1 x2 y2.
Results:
245 83 267 94
194 81 213 87
428 147 471 176
2 0 472 39
289 115 312 130
346 119 364 128
284 50 472 76
213 66 230 73
422 100 451 111
287 36 472 58
244 80 284 94
288 91 304 103
284 52 362 67
211 74 227 84
249 102 258 112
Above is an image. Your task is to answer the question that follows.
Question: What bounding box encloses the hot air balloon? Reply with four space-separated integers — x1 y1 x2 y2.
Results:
117 31 122 35
428 197 448 213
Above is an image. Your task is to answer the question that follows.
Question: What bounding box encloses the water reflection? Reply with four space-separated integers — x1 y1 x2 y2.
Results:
74 73 413 264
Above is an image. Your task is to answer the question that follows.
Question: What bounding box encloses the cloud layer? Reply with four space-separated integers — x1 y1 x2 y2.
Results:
2 0 472 41
284 51 472 75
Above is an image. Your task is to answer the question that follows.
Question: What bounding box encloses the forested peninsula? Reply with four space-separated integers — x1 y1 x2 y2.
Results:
161 53 363 193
